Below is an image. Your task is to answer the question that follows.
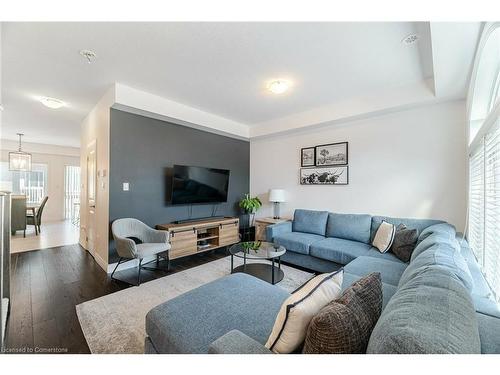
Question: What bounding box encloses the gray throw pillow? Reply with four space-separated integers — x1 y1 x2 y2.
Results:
390 224 418 262
302 273 382 354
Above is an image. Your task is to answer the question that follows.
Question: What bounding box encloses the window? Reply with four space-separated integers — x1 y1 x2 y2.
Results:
484 119 500 295
64 165 81 222
469 143 484 267
0 162 48 204
468 23 500 302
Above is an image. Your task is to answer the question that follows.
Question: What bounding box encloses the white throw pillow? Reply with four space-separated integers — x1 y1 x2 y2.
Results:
372 220 396 253
265 269 344 354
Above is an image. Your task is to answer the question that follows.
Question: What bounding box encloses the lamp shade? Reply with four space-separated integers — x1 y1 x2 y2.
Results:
269 189 286 203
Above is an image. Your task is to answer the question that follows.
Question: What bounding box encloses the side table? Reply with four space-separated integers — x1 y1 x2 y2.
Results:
255 217 290 241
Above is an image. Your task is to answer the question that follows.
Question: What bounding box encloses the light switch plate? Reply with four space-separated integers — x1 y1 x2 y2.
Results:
123 182 129 191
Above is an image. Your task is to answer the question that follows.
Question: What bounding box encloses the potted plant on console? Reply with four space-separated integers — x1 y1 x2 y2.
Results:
239 194 262 241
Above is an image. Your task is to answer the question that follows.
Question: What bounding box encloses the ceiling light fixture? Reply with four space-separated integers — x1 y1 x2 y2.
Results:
402 34 419 45
39 97 65 109
267 79 291 94
9 133 32 172
79 49 97 63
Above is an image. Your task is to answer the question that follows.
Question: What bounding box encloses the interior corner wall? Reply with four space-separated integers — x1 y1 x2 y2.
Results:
80 92 112 271
250 100 467 230
108 109 250 263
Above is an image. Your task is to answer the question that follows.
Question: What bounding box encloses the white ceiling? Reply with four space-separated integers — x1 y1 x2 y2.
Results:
1 22 482 147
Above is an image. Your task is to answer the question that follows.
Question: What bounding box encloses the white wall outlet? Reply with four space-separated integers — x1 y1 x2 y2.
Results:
123 182 129 191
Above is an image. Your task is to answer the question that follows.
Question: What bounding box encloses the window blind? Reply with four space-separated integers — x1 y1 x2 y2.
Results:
469 141 485 268
484 119 500 300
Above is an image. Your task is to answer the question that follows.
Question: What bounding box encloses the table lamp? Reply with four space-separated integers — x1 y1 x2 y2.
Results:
269 189 286 219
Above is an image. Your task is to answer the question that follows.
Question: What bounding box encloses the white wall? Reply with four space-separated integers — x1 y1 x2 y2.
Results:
0 140 80 222
250 100 467 231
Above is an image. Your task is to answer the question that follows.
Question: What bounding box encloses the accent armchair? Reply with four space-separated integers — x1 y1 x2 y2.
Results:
111 218 171 286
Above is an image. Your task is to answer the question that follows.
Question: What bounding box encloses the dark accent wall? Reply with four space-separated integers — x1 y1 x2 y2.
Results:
109 109 250 262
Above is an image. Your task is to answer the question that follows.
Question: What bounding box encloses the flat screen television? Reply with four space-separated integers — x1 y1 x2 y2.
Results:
171 165 230 205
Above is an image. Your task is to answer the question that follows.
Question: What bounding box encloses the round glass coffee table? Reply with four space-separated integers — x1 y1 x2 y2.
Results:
229 241 286 285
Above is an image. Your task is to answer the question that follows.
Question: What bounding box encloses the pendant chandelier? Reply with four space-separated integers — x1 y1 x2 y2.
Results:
9 133 32 172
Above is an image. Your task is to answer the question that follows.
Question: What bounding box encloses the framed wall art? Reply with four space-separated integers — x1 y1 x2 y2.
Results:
315 142 348 166
300 166 349 185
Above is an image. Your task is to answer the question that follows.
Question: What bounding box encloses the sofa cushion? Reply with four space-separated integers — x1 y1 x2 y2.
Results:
326 213 372 244
266 270 343 354
344 256 407 287
472 295 500 319
372 221 396 253
370 216 444 242
367 267 481 354
273 232 325 255
342 272 397 309
417 222 456 244
458 238 492 299
477 313 500 354
411 232 458 261
303 273 382 354
390 224 418 262
365 248 406 264
399 243 474 291
293 209 329 236
310 238 372 265
145 273 289 353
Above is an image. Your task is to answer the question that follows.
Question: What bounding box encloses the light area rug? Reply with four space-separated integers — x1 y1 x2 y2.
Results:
76 256 313 354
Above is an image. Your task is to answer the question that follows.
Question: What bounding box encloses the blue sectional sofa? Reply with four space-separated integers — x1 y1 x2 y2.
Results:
144 209 500 354
267 209 444 272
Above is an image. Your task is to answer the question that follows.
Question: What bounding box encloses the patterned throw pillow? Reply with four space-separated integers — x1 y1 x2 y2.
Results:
265 269 344 354
372 220 396 253
390 224 418 262
303 273 383 354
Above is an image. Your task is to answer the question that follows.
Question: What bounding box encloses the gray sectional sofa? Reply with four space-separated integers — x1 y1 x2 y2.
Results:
144 209 500 354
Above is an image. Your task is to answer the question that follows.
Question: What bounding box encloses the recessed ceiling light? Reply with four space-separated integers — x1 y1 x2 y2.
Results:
267 79 291 94
39 97 65 109
79 49 97 63
402 34 419 45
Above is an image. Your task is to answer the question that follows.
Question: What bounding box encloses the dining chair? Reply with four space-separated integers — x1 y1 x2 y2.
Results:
27 196 48 235
11 195 27 237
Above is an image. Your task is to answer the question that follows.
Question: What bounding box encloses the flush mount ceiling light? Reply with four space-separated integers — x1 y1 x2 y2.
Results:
79 49 97 63
267 79 291 94
9 133 32 172
39 97 65 109
402 33 419 45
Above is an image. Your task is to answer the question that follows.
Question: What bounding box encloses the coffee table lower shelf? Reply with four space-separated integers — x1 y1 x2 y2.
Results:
231 263 284 285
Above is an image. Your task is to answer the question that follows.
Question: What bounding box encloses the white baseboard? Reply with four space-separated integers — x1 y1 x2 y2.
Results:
94 252 109 272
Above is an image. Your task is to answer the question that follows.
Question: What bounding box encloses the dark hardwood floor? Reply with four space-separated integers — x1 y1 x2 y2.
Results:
4 244 227 354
